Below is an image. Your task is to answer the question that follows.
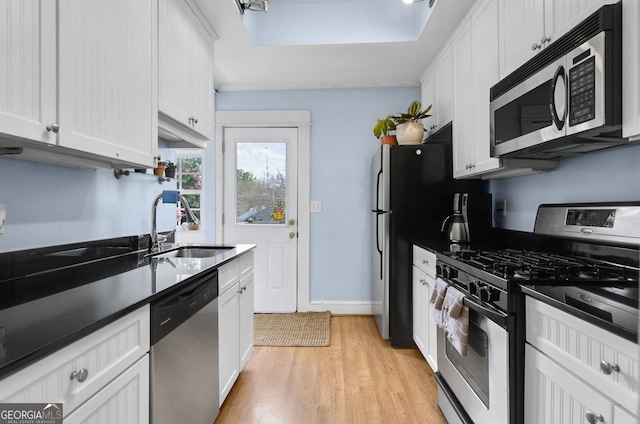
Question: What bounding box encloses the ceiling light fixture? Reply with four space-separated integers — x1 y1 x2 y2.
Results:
234 0 269 14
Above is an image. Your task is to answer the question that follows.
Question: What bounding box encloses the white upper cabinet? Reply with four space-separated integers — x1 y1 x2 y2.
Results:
421 47 453 139
499 0 613 77
0 0 158 169
0 1 56 146
622 0 640 140
159 0 216 148
452 0 501 178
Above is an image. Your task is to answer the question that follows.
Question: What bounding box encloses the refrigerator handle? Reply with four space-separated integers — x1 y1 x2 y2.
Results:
375 169 383 211
375 212 383 280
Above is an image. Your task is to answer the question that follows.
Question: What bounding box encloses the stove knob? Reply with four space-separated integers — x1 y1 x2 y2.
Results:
469 281 479 296
448 268 458 279
479 286 492 302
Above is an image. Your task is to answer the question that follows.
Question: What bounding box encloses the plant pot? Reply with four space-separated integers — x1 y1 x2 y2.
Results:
153 166 166 176
380 135 398 146
396 122 425 145
188 223 199 231
165 167 176 178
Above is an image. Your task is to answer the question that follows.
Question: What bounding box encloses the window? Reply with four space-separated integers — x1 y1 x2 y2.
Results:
174 150 204 229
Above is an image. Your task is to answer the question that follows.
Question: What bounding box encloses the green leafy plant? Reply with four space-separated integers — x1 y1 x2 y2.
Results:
373 116 397 139
393 101 432 124
165 161 176 169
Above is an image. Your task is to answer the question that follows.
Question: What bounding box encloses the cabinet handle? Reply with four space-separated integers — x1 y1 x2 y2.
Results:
531 42 542 51
70 368 89 383
419 279 427 285
193 117 198 124
600 360 620 375
46 123 60 133
422 259 429 266
540 35 551 45
585 410 604 423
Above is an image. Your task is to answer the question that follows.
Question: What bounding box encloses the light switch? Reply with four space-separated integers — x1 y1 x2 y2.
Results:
310 201 322 213
0 203 5 235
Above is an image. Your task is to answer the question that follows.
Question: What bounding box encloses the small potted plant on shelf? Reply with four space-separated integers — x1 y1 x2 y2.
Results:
187 221 200 231
392 100 432 145
164 161 176 178
373 116 397 145
153 158 166 176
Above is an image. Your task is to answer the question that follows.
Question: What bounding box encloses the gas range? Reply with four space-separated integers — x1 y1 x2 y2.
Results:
439 202 640 339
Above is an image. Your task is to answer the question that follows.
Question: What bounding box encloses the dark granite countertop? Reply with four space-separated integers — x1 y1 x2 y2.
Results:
0 235 255 379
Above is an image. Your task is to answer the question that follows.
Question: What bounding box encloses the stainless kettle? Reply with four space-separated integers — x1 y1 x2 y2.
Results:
441 193 470 243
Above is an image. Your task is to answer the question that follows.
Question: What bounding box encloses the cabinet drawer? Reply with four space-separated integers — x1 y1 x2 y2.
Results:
526 296 639 413
412 245 437 277
238 250 254 282
218 259 239 295
0 305 150 414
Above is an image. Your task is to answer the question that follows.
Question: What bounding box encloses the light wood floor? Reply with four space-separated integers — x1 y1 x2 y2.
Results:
215 315 446 424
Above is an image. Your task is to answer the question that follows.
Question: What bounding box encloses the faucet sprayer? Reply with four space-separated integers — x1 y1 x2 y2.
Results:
150 190 199 252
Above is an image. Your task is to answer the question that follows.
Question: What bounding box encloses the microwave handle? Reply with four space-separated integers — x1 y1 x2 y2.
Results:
550 65 567 130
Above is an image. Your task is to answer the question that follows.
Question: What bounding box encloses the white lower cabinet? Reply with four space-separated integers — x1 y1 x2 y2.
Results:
525 296 638 423
218 251 255 406
0 305 150 423
65 355 149 424
412 245 437 371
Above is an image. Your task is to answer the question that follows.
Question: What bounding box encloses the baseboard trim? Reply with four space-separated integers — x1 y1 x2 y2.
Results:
299 301 373 315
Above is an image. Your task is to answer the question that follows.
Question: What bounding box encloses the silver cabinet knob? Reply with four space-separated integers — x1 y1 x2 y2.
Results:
541 36 551 45
532 43 542 51
46 123 60 133
193 117 198 124
600 360 620 375
70 368 89 383
585 410 604 423
422 259 429 266
419 279 427 285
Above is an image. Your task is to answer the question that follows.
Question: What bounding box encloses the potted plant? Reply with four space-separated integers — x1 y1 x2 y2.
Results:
164 161 176 178
153 158 166 176
393 100 432 145
373 116 397 145
187 221 200 231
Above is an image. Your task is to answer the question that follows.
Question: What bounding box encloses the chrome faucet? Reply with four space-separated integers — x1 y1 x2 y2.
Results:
150 190 199 252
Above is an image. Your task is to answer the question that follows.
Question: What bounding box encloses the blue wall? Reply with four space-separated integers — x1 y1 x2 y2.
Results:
216 87 421 302
0 142 178 253
489 144 640 232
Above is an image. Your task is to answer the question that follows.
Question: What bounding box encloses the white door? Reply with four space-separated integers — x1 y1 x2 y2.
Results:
223 127 298 313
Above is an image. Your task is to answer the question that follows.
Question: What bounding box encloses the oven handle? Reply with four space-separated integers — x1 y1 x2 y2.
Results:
463 294 513 331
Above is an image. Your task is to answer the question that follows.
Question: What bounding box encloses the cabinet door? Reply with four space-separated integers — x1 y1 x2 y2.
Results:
218 282 240 407
239 271 255 370
412 265 428 359
64 355 150 424
435 47 453 129
421 71 437 138
57 0 157 168
0 0 56 145
159 0 214 142
470 0 500 176
499 0 545 77
452 19 475 178
614 405 638 424
525 344 614 424
544 0 612 47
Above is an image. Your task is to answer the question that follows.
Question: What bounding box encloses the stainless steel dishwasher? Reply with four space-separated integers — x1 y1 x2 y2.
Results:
150 270 219 424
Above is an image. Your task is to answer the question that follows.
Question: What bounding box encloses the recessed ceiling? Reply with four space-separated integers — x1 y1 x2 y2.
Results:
193 0 473 91
241 0 434 46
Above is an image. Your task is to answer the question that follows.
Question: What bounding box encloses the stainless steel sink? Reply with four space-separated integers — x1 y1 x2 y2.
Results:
149 246 234 259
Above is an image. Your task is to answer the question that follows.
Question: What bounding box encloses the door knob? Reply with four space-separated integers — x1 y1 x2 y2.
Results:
46 123 60 133
288 219 296 226
289 232 296 239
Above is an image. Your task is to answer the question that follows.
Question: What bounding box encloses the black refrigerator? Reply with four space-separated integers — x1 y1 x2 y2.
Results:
371 124 483 347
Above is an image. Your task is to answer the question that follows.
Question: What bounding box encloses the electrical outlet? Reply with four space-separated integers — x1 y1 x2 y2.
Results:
310 201 322 213
499 199 507 217
0 203 5 235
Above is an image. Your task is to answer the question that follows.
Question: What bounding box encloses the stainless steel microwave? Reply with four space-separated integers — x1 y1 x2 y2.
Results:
490 2 628 160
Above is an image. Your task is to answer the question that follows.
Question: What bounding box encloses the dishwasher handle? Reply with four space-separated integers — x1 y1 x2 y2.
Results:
151 270 218 345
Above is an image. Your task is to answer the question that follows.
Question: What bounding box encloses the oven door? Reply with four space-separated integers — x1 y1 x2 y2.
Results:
491 55 567 158
436 297 510 424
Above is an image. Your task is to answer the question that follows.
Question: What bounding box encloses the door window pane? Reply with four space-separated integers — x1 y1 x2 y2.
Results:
176 155 203 226
236 141 286 224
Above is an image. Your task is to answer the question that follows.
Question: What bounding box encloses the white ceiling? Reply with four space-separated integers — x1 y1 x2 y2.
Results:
193 0 474 92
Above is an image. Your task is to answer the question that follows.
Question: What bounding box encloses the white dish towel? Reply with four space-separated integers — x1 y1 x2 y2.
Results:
428 277 448 327
441 285 469 357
